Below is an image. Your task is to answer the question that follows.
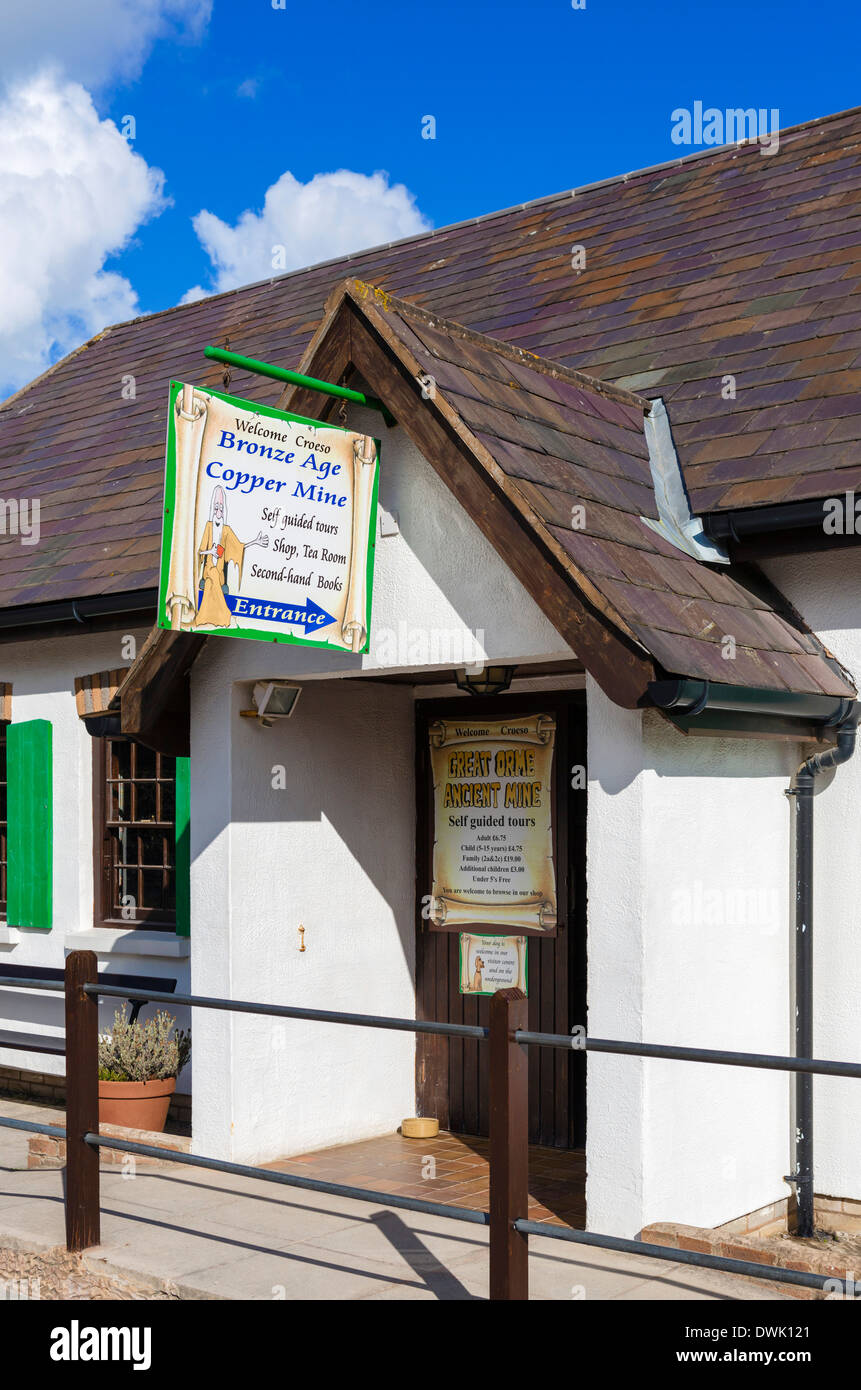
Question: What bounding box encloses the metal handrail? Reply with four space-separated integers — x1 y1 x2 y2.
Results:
81 983 861 1078
84 983 489 1040
515 1030 861 1079
512 1220 855 1295
0 977 65 991
3 961 860 1299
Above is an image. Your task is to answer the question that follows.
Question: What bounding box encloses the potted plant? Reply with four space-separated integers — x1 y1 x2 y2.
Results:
97 1006 191 1133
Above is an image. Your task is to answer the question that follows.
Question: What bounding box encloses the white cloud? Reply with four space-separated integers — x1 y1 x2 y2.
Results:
179 284 208 305
0 73 167 395
0 0 212 88
185 168 432 297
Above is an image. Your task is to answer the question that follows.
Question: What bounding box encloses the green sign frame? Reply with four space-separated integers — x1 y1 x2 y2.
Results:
157 380 380 653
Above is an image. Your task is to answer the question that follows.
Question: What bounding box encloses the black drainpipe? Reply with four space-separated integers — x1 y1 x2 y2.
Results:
649 679 859 1237
786 713 859 1237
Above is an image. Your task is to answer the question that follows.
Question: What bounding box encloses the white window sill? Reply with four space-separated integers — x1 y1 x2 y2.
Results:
64 929 190 960
0 924 20 947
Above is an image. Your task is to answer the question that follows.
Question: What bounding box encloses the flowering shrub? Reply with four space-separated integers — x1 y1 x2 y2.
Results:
97 1007 191 1083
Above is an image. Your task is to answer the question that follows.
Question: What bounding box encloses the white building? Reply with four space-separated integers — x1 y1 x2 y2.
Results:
1 109 860 1242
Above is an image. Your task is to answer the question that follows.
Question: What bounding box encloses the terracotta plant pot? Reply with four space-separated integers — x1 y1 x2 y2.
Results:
98 1077 176 1133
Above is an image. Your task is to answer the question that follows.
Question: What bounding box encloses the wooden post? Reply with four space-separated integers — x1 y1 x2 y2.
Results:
64 950 100 1252
489 986 529 1300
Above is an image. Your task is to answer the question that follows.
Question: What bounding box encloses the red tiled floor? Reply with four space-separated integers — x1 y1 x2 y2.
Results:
269 1131 586 1229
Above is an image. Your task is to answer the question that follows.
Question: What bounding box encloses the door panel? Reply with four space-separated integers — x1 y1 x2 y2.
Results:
415 691 586 1148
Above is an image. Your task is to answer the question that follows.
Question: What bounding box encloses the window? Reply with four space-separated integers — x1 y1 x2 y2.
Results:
94 738 177 928
0 724 7 918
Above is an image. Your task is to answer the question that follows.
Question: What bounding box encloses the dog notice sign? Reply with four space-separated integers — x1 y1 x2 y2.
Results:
158 381 379 652
459 933 528 996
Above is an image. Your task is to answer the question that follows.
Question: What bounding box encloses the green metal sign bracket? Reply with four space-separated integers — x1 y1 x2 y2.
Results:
203 346 396 426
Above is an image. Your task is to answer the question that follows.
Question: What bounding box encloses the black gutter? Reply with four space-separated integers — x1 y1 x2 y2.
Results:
0 588 157 632
649 677 860 1238
703 498 830 544
702 498 861 560
647 677 853 728
785 711 860 1237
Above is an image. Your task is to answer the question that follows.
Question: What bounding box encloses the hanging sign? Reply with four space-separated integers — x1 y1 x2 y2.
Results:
459 933 528 996
158 381 379 652
428 713 557 935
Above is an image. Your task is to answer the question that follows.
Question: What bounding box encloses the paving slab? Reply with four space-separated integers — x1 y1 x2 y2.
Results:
356 1247 490 1300
98 1169 245 1221
176 1242 426 1302
297 1205 487 1271
0 1099 52 1168
92 1206 307 1285
0 1194 67 1247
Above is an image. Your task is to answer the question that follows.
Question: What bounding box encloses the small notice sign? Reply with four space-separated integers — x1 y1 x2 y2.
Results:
459 933 528 996
428 713 557 934
158 381 379 652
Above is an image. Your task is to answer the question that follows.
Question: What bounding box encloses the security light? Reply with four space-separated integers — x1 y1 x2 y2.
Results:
240 681 302 727
454 665 516 697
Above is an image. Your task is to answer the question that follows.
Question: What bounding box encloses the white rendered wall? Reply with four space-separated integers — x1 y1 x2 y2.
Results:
586 675 797 1235
191 672 416 1163
762 549 861 1203
0 625 191 1079
583 684 647 1235
190 406 572 1163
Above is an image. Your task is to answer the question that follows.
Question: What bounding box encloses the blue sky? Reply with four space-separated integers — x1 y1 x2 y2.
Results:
109 0 861 310
0 0 859 392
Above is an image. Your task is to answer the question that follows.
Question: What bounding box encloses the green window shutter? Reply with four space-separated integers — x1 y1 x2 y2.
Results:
175 755 190 937
7 719 53 930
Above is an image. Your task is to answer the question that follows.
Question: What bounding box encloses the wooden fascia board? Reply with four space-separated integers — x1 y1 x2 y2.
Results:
117 626 204 742
352 294 644 644
274 290 355 420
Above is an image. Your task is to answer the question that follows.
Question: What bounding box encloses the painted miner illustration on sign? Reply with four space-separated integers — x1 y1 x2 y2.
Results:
194 485 269 629
159 381 380 652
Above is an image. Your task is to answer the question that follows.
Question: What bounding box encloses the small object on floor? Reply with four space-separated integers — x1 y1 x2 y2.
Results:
401 1117 439 1139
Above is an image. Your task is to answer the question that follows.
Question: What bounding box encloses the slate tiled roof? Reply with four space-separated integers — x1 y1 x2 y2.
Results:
1 105 860 611
322 282 853 697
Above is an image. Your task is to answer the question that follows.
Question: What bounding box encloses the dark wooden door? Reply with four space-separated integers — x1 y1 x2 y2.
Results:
415 691 586 1149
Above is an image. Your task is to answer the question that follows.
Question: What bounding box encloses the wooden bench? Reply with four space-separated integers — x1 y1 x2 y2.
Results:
0 964 178 1057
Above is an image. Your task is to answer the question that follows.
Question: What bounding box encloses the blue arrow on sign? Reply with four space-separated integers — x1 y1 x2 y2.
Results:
198 591 337 633
291 597 337 633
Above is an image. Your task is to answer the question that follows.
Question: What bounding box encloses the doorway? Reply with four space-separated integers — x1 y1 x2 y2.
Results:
415 690 586 1148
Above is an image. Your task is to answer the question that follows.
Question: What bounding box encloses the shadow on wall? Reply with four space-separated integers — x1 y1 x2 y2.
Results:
762 549 861 640
191 672 417 975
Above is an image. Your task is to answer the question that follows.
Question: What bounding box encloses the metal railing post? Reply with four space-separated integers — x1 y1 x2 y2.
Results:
64 951 100 1251
489 986 529 1300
